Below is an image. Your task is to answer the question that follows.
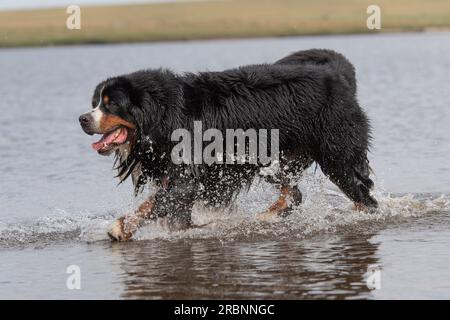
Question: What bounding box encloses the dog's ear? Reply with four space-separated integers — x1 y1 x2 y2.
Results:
137 91 166 135
130 105 145 133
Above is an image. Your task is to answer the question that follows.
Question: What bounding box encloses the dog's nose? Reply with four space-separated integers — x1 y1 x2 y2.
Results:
79 114 90 124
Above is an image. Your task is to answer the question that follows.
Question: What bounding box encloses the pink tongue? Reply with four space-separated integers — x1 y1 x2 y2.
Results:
92 127 128 151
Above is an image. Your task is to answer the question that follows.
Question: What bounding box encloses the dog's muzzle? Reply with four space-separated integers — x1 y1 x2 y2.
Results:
79 112 96 135
79 106 104 135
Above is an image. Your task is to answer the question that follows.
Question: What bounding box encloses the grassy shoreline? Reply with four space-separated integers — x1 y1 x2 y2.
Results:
1 0 450 48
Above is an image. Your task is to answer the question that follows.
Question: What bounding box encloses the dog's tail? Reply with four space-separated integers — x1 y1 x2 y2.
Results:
275 49 357 95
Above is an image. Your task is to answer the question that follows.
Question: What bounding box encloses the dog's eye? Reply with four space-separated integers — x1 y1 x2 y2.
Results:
102 104 110 112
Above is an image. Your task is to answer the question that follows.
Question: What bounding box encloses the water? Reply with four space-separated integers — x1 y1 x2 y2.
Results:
1 32 450 299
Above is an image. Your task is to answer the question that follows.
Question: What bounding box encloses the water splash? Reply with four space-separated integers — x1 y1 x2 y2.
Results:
0 210 115 247
134 174 450 242
1 175 449 248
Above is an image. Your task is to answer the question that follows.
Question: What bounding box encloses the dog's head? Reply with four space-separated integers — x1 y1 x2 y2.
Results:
79 78 138 156
79 73 174 192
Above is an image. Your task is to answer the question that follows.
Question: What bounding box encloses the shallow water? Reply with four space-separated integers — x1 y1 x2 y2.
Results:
0 32 450 299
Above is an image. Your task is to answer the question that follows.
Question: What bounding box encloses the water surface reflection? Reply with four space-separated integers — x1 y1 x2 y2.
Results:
113 235 379 299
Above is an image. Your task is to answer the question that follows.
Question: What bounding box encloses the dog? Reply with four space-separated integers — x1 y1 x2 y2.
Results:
79 49 377 241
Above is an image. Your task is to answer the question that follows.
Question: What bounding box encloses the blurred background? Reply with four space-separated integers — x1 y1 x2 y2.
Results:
1 0 450 47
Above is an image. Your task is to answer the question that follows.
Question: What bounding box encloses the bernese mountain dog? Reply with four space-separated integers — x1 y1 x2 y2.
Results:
79 49 377 241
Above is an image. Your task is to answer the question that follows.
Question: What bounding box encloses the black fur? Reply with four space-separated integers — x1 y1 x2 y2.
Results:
89 49 377 224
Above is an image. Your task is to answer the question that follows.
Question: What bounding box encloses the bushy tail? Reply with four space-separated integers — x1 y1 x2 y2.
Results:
275 49 357 95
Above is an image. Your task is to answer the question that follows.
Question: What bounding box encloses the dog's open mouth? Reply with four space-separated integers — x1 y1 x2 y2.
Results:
92 127 128 155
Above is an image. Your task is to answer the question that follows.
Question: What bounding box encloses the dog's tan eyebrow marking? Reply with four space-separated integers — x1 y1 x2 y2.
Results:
103 95 110 104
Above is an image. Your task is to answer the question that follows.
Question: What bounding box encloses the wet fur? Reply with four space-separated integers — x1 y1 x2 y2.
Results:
93 49 377 224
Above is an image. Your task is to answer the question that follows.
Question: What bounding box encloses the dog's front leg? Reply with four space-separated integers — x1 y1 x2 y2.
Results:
108 196 156 241
108 181 196 241
151 181 196 230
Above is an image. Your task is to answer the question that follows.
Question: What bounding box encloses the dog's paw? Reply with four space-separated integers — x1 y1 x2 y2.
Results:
107 217 133 242
256 210 279 222
256 207 293 221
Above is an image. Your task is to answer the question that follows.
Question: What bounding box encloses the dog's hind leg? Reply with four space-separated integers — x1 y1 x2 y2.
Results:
257 155 312 221
256 184 302 221
320 157 378 210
